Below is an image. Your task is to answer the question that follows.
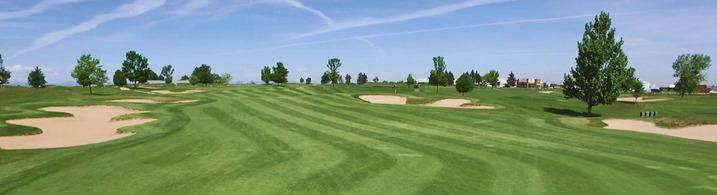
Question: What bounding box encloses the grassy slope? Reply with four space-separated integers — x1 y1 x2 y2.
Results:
0 84 716 194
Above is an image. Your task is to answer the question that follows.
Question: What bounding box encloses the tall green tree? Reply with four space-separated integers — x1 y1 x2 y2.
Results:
326 58 342 86
161 65 174 84
672 54 711 97
299 77 304 84
191 64 214 86
631 78 644 101
372 76 379 83
27 66 47 88
0 53 10 88
305 77 312 84
357 72 368 84
113 70 127 87
218 73 232 85
455 72 474 96
429 56 448 92
272 62 289 85
507 72 516 87
72 54 108 94
446 71 455 85
345 74 352 85
321 72 330 84
121 51 150 88
483 70 500 88
563 12 631 116
406 74 416 88
261 66 272 84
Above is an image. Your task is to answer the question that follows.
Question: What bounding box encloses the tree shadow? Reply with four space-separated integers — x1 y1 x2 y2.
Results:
543 107 602 117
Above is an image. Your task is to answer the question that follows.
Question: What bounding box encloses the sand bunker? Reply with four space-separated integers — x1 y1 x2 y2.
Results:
106 99 197 103
538 91 554 94
0 106 155 150
617 97 667 102
604 119 717 143
359 95 407 105
152 89 204 94
423 99 495 109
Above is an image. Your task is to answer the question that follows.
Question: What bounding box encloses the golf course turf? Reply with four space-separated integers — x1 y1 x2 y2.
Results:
1 84 716 194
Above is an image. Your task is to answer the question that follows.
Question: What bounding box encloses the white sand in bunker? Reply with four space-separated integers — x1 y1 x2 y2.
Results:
0 106 155 150
603 119 717 143
359 95 407 105
538 91 554 94
152 89 204 94
617 97 667 102
106 99 197 103
423 99 495 109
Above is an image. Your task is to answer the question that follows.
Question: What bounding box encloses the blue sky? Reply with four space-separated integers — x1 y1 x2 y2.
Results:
1 0 716 87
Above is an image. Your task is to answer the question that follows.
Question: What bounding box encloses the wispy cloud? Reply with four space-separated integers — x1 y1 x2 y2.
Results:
0 0 85 21
291 0 513 39
280 0 333 25
229 14 591 54
177 0 212 15
14 0 166 57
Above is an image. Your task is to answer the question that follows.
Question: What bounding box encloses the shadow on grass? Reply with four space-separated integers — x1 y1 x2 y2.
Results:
543 107 602 117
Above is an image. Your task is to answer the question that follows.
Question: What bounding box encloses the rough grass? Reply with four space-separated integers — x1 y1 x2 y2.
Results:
1 84 716 194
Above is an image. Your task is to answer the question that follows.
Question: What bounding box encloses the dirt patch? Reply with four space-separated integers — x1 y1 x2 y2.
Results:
617 97 667 102
152 89 204 94
359 95 407 105
424 99 495 109
106 99 197 103
603 119 717 143
0 106 155 150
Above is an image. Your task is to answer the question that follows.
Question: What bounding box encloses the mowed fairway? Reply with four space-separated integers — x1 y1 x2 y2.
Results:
1 85 717 194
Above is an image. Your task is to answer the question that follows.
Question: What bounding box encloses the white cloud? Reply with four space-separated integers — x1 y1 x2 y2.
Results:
291 0 513 39
13 0 166 57
8 64 34 72
280 0 333 25
175 0 212 15
0 0 85 21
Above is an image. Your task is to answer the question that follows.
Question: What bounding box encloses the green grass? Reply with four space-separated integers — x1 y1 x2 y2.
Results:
1 84 716 194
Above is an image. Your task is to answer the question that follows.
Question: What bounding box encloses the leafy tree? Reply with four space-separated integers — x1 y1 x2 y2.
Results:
216 73 232 85
71 54 108 94
305 77 312 84
261 66 272 84
147 69 161 80
121 51 150 88
507 72 516 87
563 12 631 116
620 67 636 92
272 62 289 85
180 75 189 81
321 72 330 84
0 54 10 88
470 70 482 86
445 71 455 85
161 65 174 84
357 72 368 84
345 74 352 85
326 58 341 86
189 75 199 85
28 66 47 88
372 76 379 83
113 70 127 87
300 77 304 83
191 64 214 86
672 54 711 97
632 78 644 101
406 74 416 88
483 70 500 88
429 56 448 92
455 72 474 96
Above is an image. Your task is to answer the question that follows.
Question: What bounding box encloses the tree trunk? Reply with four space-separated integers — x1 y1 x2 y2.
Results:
89 85 93 95
436 85 439 93
134 81 138 88
587 105 593 117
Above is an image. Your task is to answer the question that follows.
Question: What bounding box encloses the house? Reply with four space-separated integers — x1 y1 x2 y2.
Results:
697 85 709 93
146 80 165 86
516 78 545 88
